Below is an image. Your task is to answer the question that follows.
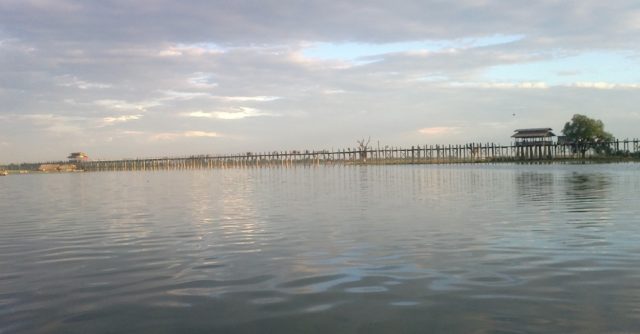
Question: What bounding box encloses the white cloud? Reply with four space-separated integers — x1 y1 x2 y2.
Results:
57 75 111 90
624 11 640 30
188 72 218 88
184 107 279 120
218 96 280 102
100 114 142 126
448 82 549 89
419 127 461 136
150 131 220 141
94 99 160 111
571 82 640 89
184 111 217 118
184 131 219 138
159 91 279 102
158 48 182 57
211 111 255 120
158 43 224 57
120 130 145 136
148 133 175 141
21 114 85 134
160 90 212 101
442 81 640 90
0 38 36 53
22 114 56 121
289 50 356 69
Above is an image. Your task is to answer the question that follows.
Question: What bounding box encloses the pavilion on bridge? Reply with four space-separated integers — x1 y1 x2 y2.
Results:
512 128 556 159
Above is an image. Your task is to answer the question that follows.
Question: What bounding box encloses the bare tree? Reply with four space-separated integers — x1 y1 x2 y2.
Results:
357 137 371 161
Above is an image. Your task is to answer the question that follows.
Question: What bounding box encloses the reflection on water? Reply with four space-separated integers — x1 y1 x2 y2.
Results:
1 164 640 333
515 172 555 205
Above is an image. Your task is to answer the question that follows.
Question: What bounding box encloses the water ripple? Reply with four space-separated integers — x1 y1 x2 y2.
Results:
2 165 640 333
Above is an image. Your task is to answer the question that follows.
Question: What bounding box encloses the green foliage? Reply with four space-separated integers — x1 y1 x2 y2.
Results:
562 114 614 157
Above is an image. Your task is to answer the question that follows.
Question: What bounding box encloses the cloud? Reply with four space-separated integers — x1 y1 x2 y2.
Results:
570 82 640 89
57 75 111 89
218 96 280 102
184 107 279 120
448 82 549 89
22 113 85 123
3 0 82 12
0 38 36 54
100 114 143 126
150 131 220 141
120 130 145 136
184 111 218 119
158 91 280 103
322 89 347 94
21 114 86 134
302 35 524 63
2 1 640 161
159 90 213 101
419 127 462 136
21 114 57 121
158 43 224 57
188 72 218 88
3 1 638 49
93 100 160 111
184 131 219 138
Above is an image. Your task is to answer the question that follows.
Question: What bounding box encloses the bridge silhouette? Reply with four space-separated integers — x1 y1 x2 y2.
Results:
70 139 640 171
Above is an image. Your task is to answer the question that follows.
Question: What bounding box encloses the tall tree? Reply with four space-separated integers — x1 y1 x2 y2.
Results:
357 137 371 161
562 114 613 157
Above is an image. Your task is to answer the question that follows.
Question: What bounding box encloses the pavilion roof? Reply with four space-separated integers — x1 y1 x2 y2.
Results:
512 128 556 138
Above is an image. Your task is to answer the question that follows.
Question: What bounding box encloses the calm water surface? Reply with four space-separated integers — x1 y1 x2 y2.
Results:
1 164 640 333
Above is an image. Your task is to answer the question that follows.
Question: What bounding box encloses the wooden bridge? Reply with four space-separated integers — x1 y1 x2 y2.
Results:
68 139 640 172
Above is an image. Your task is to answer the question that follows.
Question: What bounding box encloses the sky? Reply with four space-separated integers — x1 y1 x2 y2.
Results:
1 0 639 163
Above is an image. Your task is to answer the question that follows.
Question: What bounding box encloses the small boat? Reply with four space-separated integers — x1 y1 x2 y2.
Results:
0 171 8 176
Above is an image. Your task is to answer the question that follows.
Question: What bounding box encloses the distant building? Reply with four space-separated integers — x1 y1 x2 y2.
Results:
512 128 556 146
68 152 89 162
512 128 556 159
38 164 77 172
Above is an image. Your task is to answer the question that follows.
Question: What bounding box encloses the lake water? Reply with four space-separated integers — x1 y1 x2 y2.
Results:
1 163 640 333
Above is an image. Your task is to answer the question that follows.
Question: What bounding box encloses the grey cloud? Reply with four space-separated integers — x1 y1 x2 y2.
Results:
1 0 638 47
